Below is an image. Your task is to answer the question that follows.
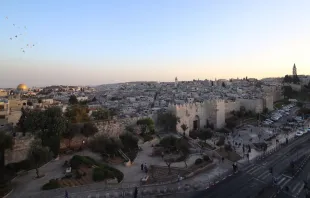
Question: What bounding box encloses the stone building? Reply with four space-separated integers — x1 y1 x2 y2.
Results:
168 99 226 136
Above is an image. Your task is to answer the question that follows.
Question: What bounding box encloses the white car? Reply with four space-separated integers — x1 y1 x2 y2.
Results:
295 131 303 137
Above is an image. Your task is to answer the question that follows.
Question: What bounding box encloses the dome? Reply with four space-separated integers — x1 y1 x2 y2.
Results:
17 84 28 91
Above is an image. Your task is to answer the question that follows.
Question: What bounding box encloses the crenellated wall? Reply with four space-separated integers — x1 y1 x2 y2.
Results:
239 98 264 113
5 135 34 165
225 100 240 118
169 99 226 135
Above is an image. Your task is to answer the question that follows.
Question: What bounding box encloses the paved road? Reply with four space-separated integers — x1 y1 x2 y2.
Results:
275 154 310 198
184 134 310 198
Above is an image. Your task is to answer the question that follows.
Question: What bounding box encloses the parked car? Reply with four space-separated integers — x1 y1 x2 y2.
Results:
295 131 303 137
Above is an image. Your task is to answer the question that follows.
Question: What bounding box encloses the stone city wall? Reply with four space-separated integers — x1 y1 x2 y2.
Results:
5 135 34 164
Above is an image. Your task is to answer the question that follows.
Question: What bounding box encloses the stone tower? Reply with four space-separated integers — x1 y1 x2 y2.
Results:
175 77 178 87
293 63 297 76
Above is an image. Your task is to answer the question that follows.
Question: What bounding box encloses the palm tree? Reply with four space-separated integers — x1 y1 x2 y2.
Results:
180 124 188 136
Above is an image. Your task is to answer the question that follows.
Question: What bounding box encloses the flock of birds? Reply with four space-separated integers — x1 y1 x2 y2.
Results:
5 16 38 53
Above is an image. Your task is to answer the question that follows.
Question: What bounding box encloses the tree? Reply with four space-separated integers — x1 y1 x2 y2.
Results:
17 108 28 136
226 119 237 130
24 107 67 158
157 112 180 131
28 139 50 178
163 155 178 174
92 108 110 121
258 131 262 142
69 95 78 105
63 124 81 149
119 132 139 151
88 135 123 159
198 128 213 140
65 105 90 123
160 135 178 152
297 102 303 108
180 124 188 136
81 122 98 140
91 97 97 102
222 82 226 88
137 118 155 133
282 86 293 99
283 75 293 83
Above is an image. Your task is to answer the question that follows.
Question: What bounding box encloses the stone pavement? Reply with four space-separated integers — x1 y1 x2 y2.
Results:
7 138 208 198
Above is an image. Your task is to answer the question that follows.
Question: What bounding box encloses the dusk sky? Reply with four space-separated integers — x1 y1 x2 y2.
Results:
1 0 310 88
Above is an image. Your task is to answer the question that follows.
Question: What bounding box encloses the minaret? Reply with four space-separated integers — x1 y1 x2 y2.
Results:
175 77 178 87
293 63 297 76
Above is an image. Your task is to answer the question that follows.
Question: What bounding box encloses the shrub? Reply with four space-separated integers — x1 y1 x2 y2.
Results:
195 158 203 165
42 179 60 190
6 159 32 173
76 170 82 179
92 167 111 182
216 137 225 146
203 155 211 162
70 155 97 169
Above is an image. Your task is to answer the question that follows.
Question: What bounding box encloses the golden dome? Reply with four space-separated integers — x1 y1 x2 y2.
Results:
17 84 28 91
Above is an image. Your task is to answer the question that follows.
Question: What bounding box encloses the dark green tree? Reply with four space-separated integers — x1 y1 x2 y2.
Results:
180 123 188 136
282 86 293 98
157 112 179 131
17 108 28 136
89 135 123 159
222 82 226 87
65 105 90 123
81 122 98 140
119 132 139 151
92 108 110 121
24 107 67 157
28 139 50 178
63 124 81 149
69 95 78 105
137 118 155 133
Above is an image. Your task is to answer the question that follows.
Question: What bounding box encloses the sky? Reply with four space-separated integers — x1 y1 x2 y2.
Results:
1 0 310 88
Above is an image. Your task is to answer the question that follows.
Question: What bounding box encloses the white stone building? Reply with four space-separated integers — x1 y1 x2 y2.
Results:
168 99 226 136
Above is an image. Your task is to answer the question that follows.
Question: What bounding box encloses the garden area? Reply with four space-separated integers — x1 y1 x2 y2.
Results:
41 155 124 190
87 132 140 165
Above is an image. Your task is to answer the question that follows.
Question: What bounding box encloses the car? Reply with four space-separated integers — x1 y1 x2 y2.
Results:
295 131 303 137
308 128 310 132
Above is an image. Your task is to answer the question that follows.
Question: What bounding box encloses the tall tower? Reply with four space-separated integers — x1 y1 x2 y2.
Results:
293 63 297 76
175 77 178 87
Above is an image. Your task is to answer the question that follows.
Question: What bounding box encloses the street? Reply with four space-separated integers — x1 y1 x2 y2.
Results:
184 133 310 198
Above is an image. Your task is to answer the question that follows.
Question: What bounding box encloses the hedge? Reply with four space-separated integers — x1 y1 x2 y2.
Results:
42 179 60 190
70 155 97 169
71 155 124 183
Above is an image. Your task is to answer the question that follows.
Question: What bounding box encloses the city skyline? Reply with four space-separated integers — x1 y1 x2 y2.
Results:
1 0 310 87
